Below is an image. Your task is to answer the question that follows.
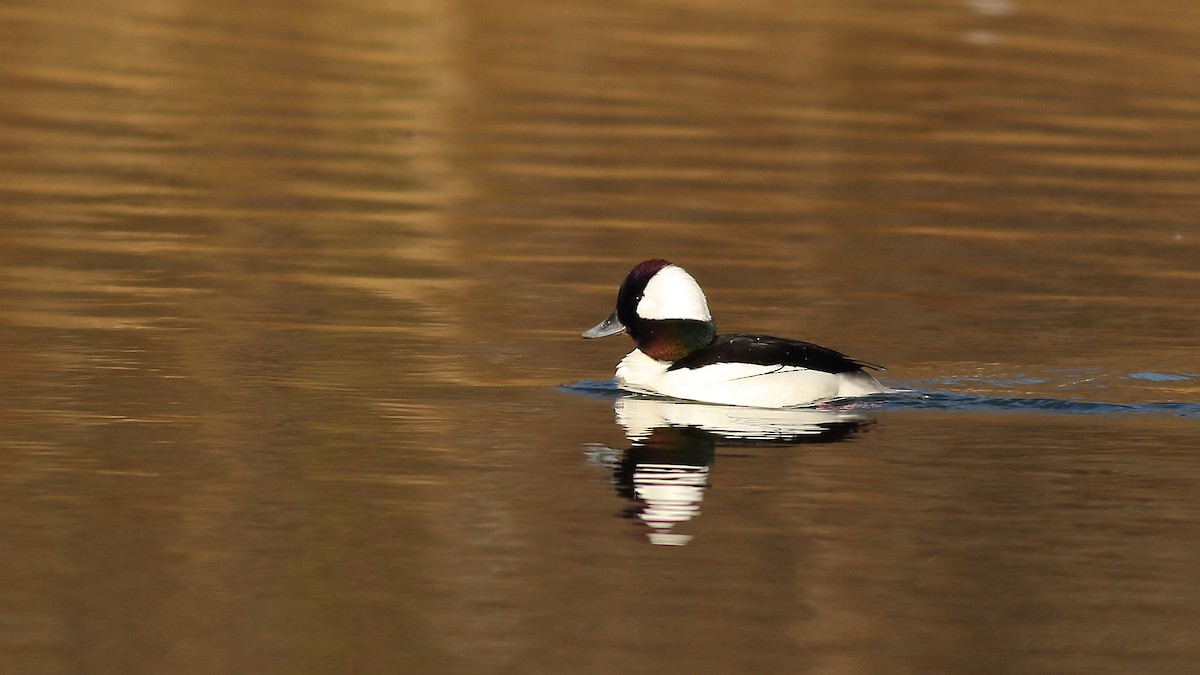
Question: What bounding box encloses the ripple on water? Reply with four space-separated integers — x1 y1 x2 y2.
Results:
562 373 1200 418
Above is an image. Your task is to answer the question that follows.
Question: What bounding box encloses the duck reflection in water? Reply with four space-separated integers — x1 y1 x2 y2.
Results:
586 396 872 546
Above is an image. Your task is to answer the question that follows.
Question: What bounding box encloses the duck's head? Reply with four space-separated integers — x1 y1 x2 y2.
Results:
582 259 717 361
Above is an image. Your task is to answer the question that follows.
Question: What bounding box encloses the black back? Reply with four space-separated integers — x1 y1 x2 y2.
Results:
666 334 883 374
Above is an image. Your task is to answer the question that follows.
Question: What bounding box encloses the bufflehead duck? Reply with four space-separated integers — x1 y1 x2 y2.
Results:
582 259 887 408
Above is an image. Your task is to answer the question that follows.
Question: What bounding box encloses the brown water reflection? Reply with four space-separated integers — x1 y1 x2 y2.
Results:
1 0 1199 673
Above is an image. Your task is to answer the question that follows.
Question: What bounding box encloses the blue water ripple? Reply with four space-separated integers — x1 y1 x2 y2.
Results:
1127 372 1194 382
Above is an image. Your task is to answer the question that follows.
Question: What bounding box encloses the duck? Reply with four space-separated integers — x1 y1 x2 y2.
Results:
582 259 888 408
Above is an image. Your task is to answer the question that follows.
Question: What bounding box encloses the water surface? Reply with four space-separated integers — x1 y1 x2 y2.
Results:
1 1 1198 673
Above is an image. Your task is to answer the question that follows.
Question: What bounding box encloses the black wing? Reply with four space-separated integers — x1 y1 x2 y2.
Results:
667 334 884 374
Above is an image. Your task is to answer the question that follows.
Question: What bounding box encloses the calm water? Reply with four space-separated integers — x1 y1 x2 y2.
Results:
2 0 1199 673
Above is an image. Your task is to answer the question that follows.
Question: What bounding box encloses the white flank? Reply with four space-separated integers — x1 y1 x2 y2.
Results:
615 349 887 408
635 265 711 321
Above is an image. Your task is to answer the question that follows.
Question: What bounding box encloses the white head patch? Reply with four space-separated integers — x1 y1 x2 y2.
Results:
636 265 712 321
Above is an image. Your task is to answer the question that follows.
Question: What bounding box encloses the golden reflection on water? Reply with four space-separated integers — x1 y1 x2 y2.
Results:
1 0 1199 673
